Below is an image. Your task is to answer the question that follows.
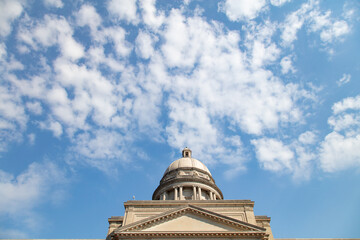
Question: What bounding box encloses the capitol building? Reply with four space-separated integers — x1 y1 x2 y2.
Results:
107 147 274 240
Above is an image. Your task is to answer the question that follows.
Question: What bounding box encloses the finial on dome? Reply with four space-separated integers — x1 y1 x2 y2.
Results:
182 147 192 158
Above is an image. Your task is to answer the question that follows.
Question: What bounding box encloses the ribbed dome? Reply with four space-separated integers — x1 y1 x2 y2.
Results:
163 157 212 176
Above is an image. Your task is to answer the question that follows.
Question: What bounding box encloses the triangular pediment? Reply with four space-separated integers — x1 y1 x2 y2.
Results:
115 205 265 234
143 212 240 231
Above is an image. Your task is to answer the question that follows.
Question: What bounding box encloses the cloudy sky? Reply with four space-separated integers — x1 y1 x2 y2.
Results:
0 0 360 238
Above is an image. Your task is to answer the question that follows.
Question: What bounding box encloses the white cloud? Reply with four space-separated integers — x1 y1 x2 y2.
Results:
0 42 29 152
281 1 311 46
69 129 131 173
251 40 280 68
76 4 102 33
108 0 139 24
22 55 136 165
61 35 84 60
332 95 360 114
280 55 295 74
10 76 47 99
0 76 29 152
39 119 63 138
131 85 162 135
252 138 294 172
76 4 132 59
218 0 267 21
0 42 6 59
102 27 132 58
343 3 355 20
52 58 120 129
86 46 125 71
139 0 165 30
166 101 246 175
18 15 84 60
26 101 43 115
320 132 360 172
252 133 316 180
281 13 303 46
309 10 350 44
0 162 66 230
0 0 24 37
337 73 351 86
281 1 351 47
242 20 280 69
135 30 157 59
319 95 360 172
298 131 316 145
327 20 349 40
43 0 63 8
0 85 27 130
270 0 291 7
166 102 218 158
72 130 125 160
328 113 360 132
161 9 194 68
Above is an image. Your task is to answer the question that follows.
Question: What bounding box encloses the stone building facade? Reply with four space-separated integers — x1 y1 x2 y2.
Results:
107 147 274 240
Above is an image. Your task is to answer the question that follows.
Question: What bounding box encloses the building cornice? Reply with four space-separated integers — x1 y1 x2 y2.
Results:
124 199 255 207
112 231 269 239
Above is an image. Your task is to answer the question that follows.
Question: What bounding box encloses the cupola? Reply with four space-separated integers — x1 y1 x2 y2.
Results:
182 147 192 157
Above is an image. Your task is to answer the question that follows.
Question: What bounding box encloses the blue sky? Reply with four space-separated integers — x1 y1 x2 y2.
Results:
0 0 360 238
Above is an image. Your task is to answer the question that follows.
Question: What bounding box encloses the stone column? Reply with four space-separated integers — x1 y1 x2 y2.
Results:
162 193 166 200
198 187 202 200
193 186 197 200
174 187 178 200
210 191 213 200
179 186 183 200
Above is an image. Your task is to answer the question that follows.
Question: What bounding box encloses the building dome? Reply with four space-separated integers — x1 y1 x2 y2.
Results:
152 148 223 201
163 157 212 177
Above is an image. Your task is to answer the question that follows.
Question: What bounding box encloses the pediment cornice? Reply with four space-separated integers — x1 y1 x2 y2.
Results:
112 231 269 239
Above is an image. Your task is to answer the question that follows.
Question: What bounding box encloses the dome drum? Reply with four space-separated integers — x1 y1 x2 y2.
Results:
153 181 222 200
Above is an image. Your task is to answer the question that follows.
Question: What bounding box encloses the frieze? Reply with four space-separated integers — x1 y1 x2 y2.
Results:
244 206 254 211
203 207 245 211
197 172 211 180
132 207 177 212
